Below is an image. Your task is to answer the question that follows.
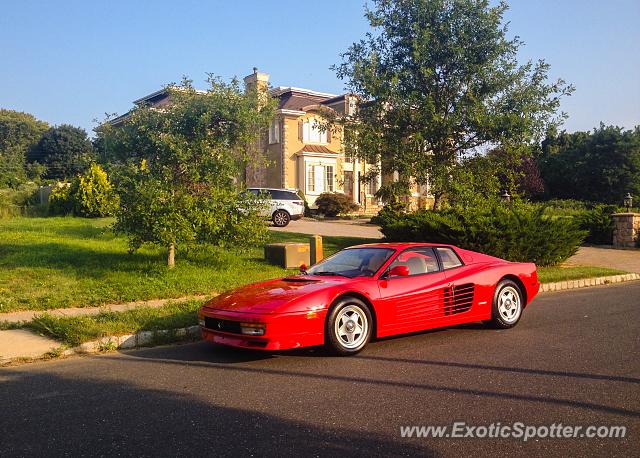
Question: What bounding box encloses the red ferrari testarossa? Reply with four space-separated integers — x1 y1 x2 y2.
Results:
198 243 540 355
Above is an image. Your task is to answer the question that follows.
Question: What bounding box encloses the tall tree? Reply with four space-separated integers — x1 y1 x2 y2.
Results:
0 109 48 187
28 124 95 180
96 76 275 267
538 124 640 203
335 0 573 208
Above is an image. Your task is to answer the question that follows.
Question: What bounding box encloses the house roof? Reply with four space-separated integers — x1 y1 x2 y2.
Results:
296 145 339 155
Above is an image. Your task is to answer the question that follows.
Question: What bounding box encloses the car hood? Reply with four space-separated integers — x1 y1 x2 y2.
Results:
202 275 341 314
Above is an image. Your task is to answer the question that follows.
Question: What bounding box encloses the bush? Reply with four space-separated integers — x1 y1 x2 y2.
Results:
370 200 407 226
576 204 616 245
315 192 359 216
48 182 74 215
48 164 118 217
380 201 587 266
73 163 119 217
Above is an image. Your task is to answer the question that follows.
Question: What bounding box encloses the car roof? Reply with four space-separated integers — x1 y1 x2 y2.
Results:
347 242 457 250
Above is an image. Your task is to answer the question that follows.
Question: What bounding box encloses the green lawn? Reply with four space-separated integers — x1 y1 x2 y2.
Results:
0 216 629 314
536 266 627 283
0 217 374 313
26 300 202 346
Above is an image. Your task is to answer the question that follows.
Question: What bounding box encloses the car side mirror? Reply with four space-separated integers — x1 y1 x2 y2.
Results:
299 263 307 273
387 265 410 278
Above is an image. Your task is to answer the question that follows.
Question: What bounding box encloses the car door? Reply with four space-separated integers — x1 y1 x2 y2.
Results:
376 247 449 335
435 247 477 317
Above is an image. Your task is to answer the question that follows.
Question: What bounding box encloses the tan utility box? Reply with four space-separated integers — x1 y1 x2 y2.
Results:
264 243 310 269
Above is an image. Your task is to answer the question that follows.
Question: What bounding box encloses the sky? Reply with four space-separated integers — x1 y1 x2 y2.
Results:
1 0 638 135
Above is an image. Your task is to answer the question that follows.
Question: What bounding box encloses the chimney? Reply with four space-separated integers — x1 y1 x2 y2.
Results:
243 67 270 95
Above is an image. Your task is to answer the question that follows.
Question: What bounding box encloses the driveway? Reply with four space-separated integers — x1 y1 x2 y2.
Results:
566 246 640 273
270 217 383 239
2 282 639 456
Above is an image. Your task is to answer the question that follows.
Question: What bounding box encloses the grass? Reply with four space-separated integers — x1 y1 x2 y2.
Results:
26 300 202 346
0 216 375 313
536 266 628 283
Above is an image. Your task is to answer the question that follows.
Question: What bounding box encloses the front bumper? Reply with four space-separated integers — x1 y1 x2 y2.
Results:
199 307 325 351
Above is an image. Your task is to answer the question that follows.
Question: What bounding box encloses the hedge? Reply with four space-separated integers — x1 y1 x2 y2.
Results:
380 201 587 266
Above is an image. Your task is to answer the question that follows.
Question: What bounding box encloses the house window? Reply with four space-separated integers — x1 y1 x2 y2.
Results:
307 165 315 193
269 120 279 144
367 174 379 195
306 164 334 194
325 165 334 192
302 117 327 144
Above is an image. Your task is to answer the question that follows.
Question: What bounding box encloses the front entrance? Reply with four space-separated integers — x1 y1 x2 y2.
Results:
343 171 353 200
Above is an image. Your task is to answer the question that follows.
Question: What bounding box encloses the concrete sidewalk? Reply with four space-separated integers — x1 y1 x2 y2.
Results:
0 329 60 363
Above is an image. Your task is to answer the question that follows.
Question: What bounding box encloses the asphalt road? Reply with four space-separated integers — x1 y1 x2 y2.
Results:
2 283 639 457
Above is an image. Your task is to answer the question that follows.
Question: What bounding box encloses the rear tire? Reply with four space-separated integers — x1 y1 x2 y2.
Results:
272 210 290 227
325 297 372 356
486 279 524 329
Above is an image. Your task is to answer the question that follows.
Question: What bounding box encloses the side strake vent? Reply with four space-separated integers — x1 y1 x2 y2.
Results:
444 283 475 315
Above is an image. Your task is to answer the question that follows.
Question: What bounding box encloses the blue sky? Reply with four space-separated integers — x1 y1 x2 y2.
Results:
1 0 638 135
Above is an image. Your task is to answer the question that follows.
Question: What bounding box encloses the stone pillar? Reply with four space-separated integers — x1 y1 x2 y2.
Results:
612 213 640 248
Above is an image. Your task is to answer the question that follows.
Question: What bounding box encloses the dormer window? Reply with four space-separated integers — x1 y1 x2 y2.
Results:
269 120 280 144
302 117 327 144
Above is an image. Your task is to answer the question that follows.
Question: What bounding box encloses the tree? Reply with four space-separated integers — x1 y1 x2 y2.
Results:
334 0 573 209
537 124 640 203
96 76 276 267
0 109 48 188
28 124 95 179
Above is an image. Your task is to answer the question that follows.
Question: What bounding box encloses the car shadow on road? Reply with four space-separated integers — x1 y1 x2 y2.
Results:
0 370 431 457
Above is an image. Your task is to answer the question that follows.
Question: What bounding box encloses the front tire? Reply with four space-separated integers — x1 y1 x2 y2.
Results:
325 297 372 355
272 210 291 227
486 279 524 329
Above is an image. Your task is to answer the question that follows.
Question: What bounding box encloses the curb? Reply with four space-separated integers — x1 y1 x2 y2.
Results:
0 326 203 366
540 273 640 293
68 325 203 355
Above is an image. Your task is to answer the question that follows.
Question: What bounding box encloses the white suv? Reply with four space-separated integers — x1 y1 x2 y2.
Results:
247 188 304 227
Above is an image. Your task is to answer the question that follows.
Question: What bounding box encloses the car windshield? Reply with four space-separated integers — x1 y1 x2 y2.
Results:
306 247 394 278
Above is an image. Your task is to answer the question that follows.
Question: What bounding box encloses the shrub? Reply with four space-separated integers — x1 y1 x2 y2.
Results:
542 199 591 218
576 204 616 245
48 182 74 215
315 192 359 216
48 164 118 217
380 201 587 266
370 200 407 226
72 163 119 217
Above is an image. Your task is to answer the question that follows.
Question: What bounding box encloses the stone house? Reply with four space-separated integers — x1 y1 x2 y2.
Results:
112 67 432 211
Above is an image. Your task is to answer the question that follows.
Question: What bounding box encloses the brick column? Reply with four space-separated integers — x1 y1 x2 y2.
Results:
612 213 640 248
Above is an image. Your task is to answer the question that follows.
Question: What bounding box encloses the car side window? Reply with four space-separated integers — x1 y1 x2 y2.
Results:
435 247 463 270
268 190 296 200
387 247 440 276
